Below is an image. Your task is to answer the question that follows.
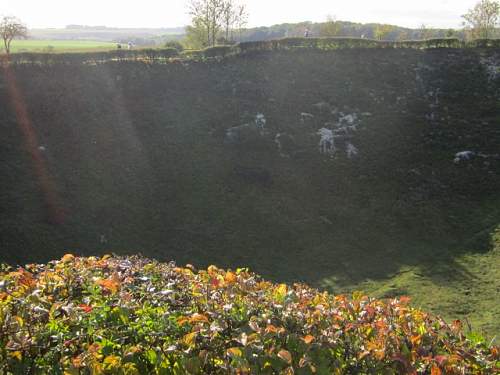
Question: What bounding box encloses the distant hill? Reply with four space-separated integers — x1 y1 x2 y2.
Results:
28 25 185 46
27 20 464 47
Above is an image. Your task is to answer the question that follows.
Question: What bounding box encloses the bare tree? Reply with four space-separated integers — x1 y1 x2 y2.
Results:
0 16 28 54
418 24 434 40
187 0 247 47
462 0 500 39
221 0 237 42
189 0 225 47
224 1 248 42
234 3 248 42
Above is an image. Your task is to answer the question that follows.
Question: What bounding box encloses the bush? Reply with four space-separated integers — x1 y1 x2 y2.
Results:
180 49 205 60
203 45 234 58
466 38 500 48
165 41 184 52
0 255 498 374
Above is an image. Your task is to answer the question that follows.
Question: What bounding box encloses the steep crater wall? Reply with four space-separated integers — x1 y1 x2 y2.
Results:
0 48 499 285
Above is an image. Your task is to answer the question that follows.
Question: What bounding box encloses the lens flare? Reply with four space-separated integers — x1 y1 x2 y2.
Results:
2 56 65 224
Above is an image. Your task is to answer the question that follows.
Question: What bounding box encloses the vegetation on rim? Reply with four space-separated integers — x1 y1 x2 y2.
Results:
0 255 498 374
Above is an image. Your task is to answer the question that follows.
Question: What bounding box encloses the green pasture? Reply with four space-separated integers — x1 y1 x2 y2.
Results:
7 39 117 53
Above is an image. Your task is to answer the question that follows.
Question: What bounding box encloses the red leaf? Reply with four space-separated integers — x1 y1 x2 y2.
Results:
399 296 411 305
434 355 447 366
210 278 220 288
79 304 93 313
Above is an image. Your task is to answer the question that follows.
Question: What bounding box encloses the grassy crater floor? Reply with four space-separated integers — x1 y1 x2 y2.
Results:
0 255 498 374
320 224 500 341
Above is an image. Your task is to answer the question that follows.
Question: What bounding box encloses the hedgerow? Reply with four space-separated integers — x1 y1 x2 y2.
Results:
2 37 500 66
0 255 498 374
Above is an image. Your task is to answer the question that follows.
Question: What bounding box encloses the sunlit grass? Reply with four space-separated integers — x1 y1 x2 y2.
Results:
8 39 117 53
321 224 500 341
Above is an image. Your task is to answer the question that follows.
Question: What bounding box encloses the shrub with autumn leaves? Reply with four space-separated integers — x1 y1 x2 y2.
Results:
0 255 498 374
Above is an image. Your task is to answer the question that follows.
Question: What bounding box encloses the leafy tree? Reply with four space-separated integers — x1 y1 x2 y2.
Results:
0 16 28 54
185 17 210 49
373 24 394 40
319 15 342 37
462 0 500 39
445 28 456 38
188 0 225 47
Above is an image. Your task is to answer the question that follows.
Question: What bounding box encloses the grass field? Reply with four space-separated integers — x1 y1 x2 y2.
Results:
8 39 117 53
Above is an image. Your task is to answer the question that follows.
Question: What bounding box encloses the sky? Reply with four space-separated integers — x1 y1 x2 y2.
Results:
1 0 477 30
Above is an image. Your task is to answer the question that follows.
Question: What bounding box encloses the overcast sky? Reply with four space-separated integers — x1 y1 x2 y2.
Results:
2 0 476 29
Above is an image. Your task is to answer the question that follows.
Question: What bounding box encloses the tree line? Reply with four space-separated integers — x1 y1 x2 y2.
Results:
182 0 499 48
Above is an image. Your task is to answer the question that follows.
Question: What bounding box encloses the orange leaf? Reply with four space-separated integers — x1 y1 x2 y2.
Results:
88 343 100 353
61 254 75 263
410 335 422 346
375 320 387 331
265 324 278 334
431 365 442 375
399 296 411 305
72 355 84 368
302 335 315 344
374 349 385 361
225 271 237 284
97 278 120 294
16 269 36 288
491 346 499 357
227 347 243 358
189 313 209 324
278 349 292 364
